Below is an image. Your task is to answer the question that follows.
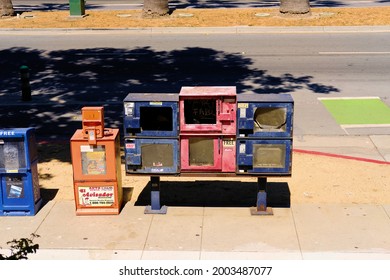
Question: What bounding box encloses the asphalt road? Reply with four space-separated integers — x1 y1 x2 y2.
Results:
1 30 389 139
11 0 390 11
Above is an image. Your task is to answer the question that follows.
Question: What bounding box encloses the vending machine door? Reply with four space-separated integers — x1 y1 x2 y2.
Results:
125 138 179 174
123 93 179 138
0 138 27 172
237 94 294 138
71 129 120 182
0 169 41 216
236 139 292 175
179 86 237 135
181 136 223 172
0 128 38 173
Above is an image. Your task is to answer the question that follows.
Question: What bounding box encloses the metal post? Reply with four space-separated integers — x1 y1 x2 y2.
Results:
250 177 273 215
20 65 31 101
144 176 167 214
69 0 86 17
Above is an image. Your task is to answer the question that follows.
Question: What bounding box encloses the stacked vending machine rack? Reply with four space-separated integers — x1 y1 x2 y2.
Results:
123 93 180 213
236 94 294 176
0 128 42 216
236 94 294 214
179 86 237 174
122 87 294 215
70 107 123 215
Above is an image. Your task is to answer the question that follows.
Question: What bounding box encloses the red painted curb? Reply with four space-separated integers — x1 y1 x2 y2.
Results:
293 149 390 165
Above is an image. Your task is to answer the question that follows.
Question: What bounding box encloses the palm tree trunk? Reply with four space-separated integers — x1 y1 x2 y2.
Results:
143 0 169 18
280 0 310 15
1 0 15 17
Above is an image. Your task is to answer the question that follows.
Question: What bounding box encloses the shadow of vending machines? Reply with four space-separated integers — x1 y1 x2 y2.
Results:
70 107 123 215
0 128 42 216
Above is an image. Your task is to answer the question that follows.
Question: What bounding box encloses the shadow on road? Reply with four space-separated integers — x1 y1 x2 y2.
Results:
0 46 339 162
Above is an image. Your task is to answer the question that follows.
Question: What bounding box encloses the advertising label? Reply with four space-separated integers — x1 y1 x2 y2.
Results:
78 186 115 207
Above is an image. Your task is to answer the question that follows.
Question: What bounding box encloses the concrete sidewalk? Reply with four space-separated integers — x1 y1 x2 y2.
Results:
1 91 390 261
1 132 390 260
1 199 390 260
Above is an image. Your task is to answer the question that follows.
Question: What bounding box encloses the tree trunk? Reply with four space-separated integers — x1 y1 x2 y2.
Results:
1 0 15 17
280 0 310 15
143 0 169 18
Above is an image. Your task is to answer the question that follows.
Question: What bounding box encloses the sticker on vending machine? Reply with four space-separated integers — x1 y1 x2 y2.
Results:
5 177 24 198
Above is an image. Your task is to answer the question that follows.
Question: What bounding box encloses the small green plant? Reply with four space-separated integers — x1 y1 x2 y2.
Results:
0 233 40 260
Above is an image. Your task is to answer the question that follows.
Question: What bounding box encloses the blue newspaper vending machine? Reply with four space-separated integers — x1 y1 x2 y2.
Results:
0 128 42 216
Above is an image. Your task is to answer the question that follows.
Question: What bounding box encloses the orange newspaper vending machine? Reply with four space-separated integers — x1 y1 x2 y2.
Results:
70 107 123 215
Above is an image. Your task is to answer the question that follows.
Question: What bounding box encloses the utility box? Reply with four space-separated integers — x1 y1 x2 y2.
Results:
69 0 86 17
71 107 123 215
0 128 42 216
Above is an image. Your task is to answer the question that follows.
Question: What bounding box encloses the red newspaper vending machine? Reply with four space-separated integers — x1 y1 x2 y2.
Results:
179 86 237 173
70 107 123 215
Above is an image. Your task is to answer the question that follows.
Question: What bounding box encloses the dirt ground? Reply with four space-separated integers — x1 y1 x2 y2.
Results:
1 7 390 28
37 144 390 206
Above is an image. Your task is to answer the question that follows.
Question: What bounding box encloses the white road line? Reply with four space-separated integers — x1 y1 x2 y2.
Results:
319 51 390 55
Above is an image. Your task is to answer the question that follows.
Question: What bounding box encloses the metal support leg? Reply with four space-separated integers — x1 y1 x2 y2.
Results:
250 177 273 215
144 176 167 214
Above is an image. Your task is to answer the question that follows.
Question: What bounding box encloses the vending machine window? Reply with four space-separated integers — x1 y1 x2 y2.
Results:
123 93 179 137
0 139 26 171
181 136 236 172
179 86 237 134
125 138 179 174
237 94 293 138
81 145 107 175
71 129 120 181
237 139 292 175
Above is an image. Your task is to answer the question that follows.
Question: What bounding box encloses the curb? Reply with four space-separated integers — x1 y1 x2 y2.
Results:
1 25 390 34
293 148 390 165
